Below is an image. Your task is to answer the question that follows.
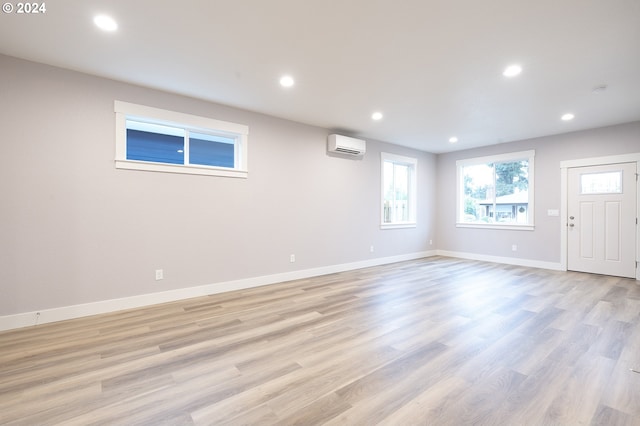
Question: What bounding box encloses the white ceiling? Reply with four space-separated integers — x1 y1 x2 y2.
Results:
1 0 639 153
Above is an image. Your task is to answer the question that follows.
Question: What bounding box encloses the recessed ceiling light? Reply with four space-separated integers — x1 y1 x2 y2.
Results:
503 64 522 78
371 112 383 121
448 137 458 143
561 113 575 121
279 75 294 88
94 14 118 32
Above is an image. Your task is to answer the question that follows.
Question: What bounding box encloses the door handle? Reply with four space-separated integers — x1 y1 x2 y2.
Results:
569 216 575 220
569 223 575 227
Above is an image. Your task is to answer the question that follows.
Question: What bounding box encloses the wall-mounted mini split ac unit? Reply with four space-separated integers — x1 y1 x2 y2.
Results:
327 134 366 157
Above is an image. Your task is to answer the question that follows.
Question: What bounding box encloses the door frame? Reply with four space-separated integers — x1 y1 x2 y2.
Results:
560 152 640 280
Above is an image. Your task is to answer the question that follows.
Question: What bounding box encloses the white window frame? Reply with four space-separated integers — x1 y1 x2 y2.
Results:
114 101 249 178
381 152 417 229
456 150 535 230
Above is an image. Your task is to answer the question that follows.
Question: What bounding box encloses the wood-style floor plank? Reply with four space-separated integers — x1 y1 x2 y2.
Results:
1 256 640 425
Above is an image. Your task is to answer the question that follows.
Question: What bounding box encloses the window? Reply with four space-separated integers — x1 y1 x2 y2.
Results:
580 171 622 194
381 152 417 229
457 150 535 230
115 101 249 178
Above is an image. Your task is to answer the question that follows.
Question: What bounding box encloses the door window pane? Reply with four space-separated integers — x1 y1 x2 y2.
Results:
580 171 622 194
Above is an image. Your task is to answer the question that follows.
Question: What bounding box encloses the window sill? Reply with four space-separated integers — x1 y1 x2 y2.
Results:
381 222 417 230
115 160 248 178
456 223 534 231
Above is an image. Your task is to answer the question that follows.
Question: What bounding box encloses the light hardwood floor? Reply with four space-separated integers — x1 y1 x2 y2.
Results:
1 256 640 425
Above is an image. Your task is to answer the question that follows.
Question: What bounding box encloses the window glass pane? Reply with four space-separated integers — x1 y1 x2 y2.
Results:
580 171 622 194
494 160 529 224
461 160 529 225
393 164 409 222
462 163 494 223
126 129 184 164
383 161 394 223
189 132 235 168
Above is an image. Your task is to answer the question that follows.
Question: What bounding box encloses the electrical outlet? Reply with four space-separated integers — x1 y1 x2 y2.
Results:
512 245 518 252
290 254 296 263
370 246 374 253
155 269 164 280
430 239 433 245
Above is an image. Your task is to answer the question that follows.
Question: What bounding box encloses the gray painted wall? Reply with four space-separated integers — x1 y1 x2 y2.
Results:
0 55 436 316
436 122 640 263
2 53 639 319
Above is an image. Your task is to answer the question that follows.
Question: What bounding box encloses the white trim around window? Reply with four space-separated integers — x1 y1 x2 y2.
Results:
381 152 417 229
114 101 249 178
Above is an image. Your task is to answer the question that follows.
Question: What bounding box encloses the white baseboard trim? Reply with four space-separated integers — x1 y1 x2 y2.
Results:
436 250 563 271
0 251 436 332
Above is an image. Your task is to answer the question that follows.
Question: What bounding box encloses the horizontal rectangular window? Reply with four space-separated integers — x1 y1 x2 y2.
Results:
580 171 622 194
115 101 248 178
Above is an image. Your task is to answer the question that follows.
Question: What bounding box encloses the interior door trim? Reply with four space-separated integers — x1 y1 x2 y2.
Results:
560 152 640 280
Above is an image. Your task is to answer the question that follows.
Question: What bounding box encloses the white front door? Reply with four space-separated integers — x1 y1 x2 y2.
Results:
567 162 637 278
